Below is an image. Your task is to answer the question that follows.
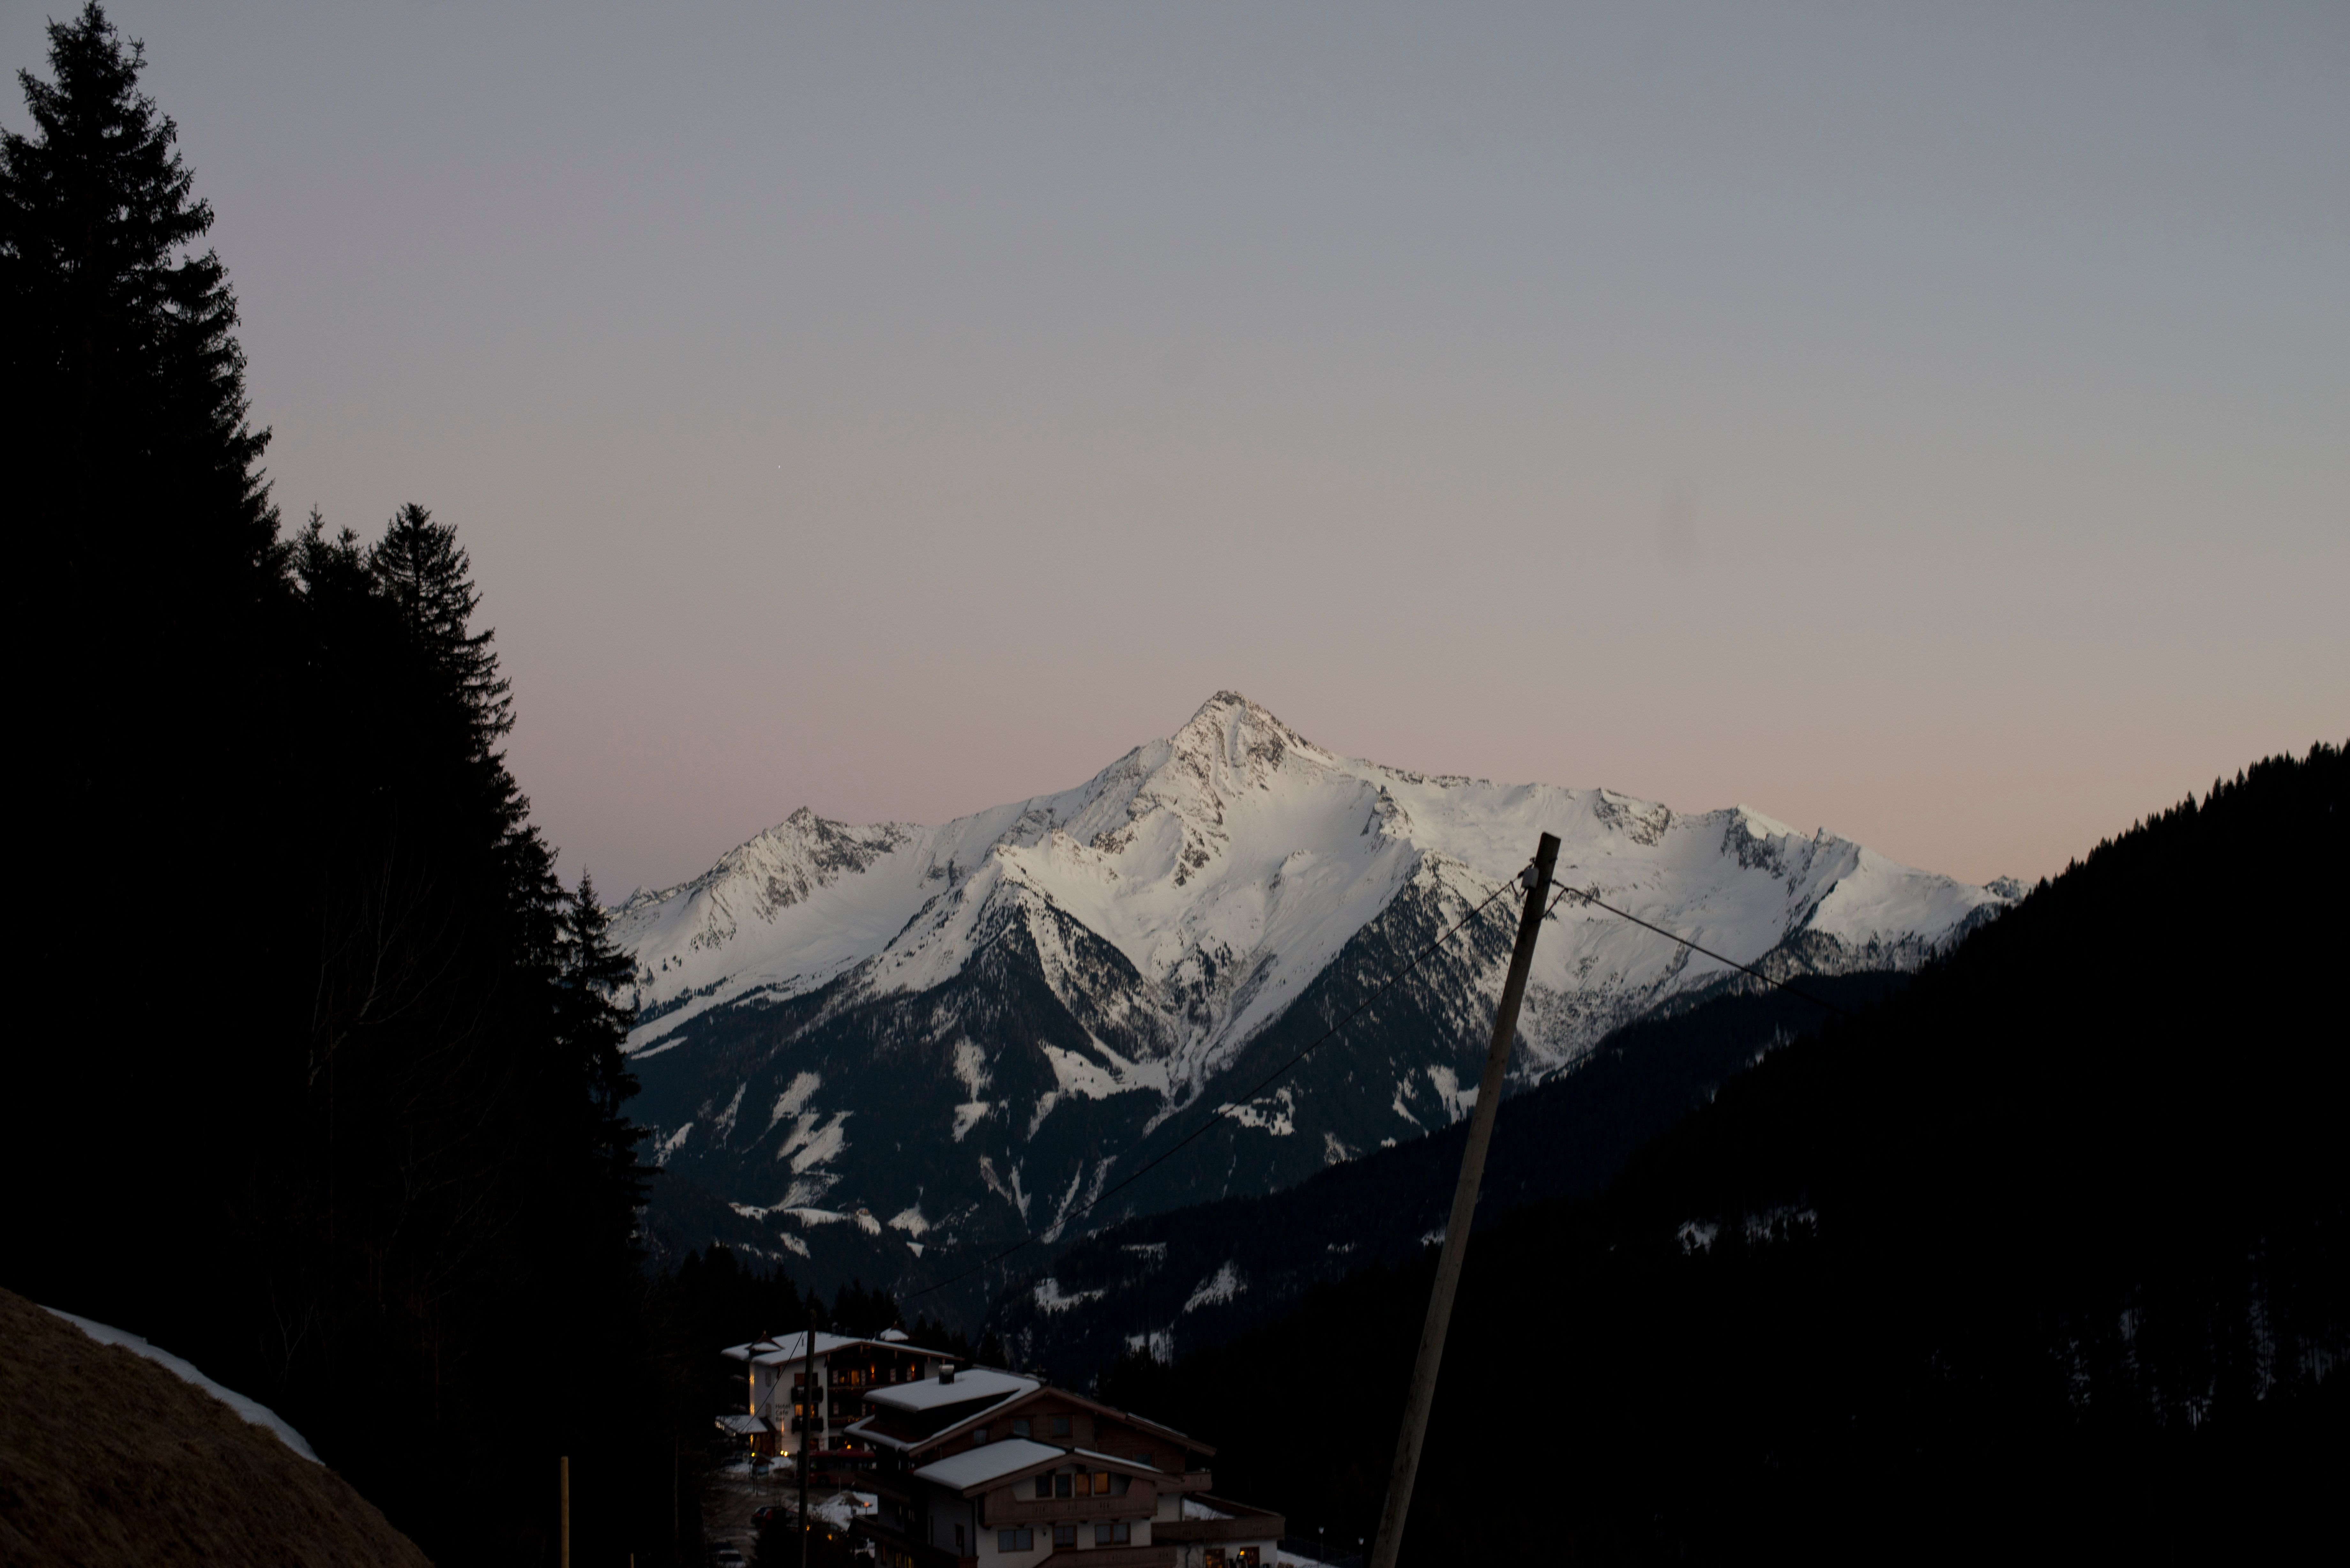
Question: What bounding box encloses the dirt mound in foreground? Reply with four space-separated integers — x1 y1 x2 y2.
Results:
0 1286 431 1566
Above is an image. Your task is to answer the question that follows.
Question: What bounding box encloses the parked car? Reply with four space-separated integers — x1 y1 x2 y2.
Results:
751 1506 782 1528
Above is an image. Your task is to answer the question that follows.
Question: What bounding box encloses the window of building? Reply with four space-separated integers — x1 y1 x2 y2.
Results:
1012 1418 1031 1439
954 1525 966 1554
1091 1472 1111 1496
1205 1551 1227 1568
1233 1550 1259 1568
1093 1522 1131 1546
997 1529 1035 1552
1034 1476 1053 1500
1055 1473 1073 1498
1049 1415 1072 1438
1053 1524 1077 1549
973 1426 988 1444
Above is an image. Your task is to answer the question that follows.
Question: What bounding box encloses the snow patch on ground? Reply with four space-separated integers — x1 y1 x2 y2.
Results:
1183 1262 1246 1314
1220 1089 1295 1136
770 1072 822 1127
1425 1065 1477 1123
952 1039 991 1099
712 1082 747 1144
778 1111 851 1173
45 1308 320 1463
1033 1278 1106 1315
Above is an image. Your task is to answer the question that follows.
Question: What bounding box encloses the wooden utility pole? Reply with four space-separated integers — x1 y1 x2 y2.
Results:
800 1307 816 1568
558 1455 571 1568
1368 832 1558 1568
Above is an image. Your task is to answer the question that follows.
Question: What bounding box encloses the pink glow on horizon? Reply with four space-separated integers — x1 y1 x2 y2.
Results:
11 3 2338 895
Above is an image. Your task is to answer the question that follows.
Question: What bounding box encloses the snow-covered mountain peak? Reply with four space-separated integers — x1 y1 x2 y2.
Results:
1166 691 1332 784
615 695 2008 1092
618 694 2018 1281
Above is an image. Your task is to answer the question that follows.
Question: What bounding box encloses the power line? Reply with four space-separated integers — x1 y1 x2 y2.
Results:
903 866 1532 1301
903 858 1853 1305
1540 877 1854 1018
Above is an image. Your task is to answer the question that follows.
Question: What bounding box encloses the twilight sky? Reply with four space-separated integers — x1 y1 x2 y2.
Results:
11 2 2343 893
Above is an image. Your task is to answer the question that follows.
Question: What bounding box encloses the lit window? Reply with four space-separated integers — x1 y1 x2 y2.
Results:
1092 1472 1111 1496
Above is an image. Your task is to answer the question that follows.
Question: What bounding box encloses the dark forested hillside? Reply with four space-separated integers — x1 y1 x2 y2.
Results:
993 971 1910 1382
1102 743 2350 1561
1 11 659 1564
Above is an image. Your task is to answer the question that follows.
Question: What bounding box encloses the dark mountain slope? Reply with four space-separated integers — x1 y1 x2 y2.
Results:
1101 743 2350 1562
991 970 1910 1381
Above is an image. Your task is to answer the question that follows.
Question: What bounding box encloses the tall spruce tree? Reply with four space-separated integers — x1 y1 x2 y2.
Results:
370 501 516 744
2 0 293 1380
1 1 283 634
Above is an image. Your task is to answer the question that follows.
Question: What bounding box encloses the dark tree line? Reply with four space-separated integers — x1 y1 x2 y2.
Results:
1103 742 2349 1561
0 17 1034 1563
2 9 657 1563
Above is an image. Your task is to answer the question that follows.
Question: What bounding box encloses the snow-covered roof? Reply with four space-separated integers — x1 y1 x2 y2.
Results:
911 1439 1066 1491
861 1369 1037 1413
1071 1446 1160 1473
715 1414 770 1435
721 1331 947 1367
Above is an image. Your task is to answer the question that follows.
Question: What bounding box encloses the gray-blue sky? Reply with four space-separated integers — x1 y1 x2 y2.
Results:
11 2 2343 890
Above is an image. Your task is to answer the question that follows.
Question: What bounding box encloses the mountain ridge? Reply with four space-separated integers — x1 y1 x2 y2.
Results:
616 692 2008 1314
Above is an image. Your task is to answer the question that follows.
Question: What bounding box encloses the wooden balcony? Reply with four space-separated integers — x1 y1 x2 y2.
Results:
1155 1516 1283 1546
987 1494 1157 1525
1154 1494 1284 1549
1037 1544 1174 1568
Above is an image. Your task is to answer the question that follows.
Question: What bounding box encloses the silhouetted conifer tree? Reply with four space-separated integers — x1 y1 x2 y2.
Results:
4 15 676 1564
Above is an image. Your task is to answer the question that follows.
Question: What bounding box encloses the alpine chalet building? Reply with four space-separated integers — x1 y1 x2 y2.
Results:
844 1363 1281 1568
721 1329 955 1467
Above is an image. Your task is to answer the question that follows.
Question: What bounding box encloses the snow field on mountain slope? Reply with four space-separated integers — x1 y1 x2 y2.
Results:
616 695 2003 1076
